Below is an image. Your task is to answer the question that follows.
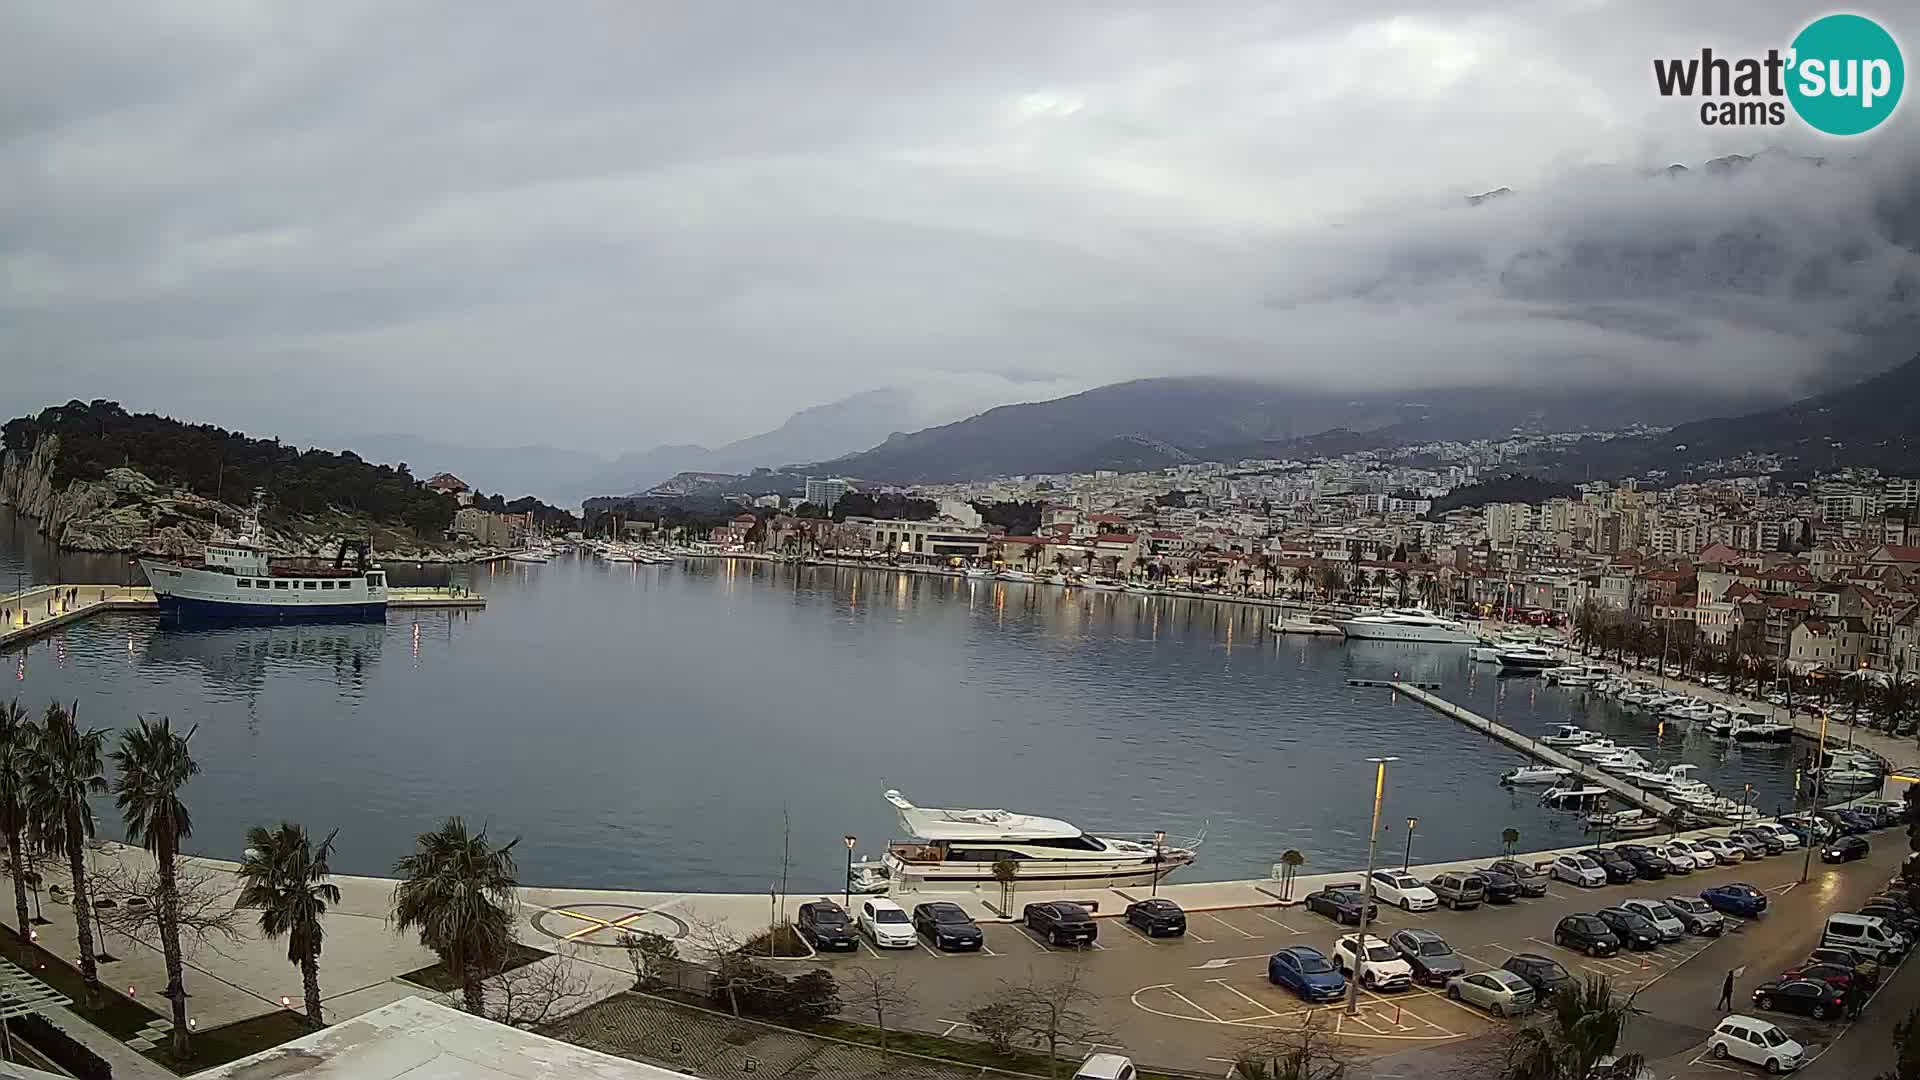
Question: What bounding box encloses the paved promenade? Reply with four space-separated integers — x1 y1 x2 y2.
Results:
0 583 484 650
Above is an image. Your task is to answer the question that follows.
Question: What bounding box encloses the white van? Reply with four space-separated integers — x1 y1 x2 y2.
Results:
1823 913 1907 962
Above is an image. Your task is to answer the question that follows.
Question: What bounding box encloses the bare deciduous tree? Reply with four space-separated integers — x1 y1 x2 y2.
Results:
842 965 916 1057
91 855 242 959
617 929 678 991
483 949 596 1029
963 996 1027 1056
996 964 1114 1079
1232 1013 1355 1080
686 916 781 1017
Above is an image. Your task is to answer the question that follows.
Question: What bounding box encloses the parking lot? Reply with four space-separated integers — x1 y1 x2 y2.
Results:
776 828 1912 1075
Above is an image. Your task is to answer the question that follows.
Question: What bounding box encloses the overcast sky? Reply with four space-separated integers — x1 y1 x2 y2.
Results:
3 2 1915 455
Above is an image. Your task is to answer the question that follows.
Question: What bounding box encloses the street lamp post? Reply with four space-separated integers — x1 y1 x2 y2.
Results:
842 835 857 911
1152 830 1167 898
1801 710 1830 885
1347 756 1399 1017
1402 817 1418 872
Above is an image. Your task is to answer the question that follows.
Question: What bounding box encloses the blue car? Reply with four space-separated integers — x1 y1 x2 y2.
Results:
1269 945 1347 1002
1700 883 1768 918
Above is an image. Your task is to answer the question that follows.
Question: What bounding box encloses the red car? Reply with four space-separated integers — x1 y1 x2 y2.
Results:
1779 962 1857 993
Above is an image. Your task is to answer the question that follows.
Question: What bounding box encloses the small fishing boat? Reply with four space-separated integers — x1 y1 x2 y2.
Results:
1501 764 1573 786
1540 724 1601 746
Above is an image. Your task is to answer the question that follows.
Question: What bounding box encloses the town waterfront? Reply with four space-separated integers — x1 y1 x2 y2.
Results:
1 513 1799 893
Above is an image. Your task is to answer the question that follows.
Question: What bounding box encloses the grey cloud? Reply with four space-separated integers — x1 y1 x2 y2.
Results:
2 1 1914 455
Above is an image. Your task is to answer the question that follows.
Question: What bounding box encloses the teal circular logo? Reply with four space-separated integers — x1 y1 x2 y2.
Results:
1787 14 1904 135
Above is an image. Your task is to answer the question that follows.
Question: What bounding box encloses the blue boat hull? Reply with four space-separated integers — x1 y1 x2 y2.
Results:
155 595 387 621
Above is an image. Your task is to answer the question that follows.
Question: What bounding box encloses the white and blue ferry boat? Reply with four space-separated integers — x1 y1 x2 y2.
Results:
140 502 388 619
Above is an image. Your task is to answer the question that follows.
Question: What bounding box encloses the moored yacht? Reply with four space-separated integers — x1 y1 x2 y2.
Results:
140 499 388 619
878 790 1198 893
1501 763 1573 786
1335 608 1480 644
1540 724 1601 746
1496 644 1559 671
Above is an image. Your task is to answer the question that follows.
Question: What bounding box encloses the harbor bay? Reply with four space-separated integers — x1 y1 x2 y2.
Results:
2 519 1798 895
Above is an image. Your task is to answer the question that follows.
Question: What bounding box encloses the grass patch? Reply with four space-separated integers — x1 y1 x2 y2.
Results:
145 1009 314 1072
0 921 164 1040
399 942 549 992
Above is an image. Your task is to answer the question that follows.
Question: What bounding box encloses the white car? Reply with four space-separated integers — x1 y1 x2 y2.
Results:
1652 843 1703 871
1551 854 1607 888
1332 934 1414 991
1368 870 1439 912
1708 1015 1805 1073
1619 899 1686 942
1667 839 1718 868
1696 837 1747 864
857 897 916 948
1751 823 1804 850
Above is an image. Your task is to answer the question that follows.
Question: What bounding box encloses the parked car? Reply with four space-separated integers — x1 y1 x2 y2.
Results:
912 902 984 950
1306 883 1378 925
1389 928 1464 987
1731 828 1786 856
1701 883 1769 918
1502 953 1575 999
1485 859 1551 897
1369 870 1440 912
1751 823 1804 850
1650 843 1699 873
1553 914 1623 957
1777 962 1859 995
1696 837 1748 864
1428 871 1486 909
1804 947 1881 989
1445 969 1537 1017
1552 854 1609 889
1664 895 1727 936
858 897 918 948
1834 809 1879 833
1618 899 1685 942
1708 1016 1807 1072
1823 835 1870 863
1781 814 1835 843
1582 848 1640 884
1267 945 1347 1002
1595 907 1661 951
1468 868 1522 904
1665 838 1719 867
1123 898 1187 937
1072 1054 1137 1080
1613 844 1673 879
1817 811 1866 837
1722 832 1772 860
1023 902 1098 947
1854 901 1920 938
1332 934 1414 991
1751 978 1847 1021
796 900 857 950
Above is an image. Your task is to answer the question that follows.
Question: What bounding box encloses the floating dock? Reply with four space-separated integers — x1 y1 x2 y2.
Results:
1388 680 1688 821
2 583 483 648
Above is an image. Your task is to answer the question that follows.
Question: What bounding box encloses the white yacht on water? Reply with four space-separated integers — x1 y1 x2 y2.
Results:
1335 608 1480 644
139 498 388 618
877 790 1199 893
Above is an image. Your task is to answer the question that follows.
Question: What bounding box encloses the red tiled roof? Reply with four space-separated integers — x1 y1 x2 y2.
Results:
1088 513 1131 524
1149 530 1184 539
1095 534 1138 545
1000 536 1048 544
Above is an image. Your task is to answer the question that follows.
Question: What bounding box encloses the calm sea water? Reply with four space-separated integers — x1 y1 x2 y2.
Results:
1 510 1800 892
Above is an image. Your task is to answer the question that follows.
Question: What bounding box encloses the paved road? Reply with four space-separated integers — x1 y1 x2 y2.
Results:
796 827 1909 1074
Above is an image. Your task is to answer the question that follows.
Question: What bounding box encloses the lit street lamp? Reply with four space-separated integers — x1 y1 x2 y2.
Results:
1347 756 1399 1017
1402 817 1418 872
842 835 857 911
1152 830 1167 898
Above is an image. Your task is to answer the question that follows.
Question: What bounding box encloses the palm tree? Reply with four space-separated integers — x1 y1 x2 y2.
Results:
392 817 520 1015
0 700 34 937
24 701 107 1007
1392 568 1411 606
1503 976 1642 1080
237 823 340 1029
110 716 199 1056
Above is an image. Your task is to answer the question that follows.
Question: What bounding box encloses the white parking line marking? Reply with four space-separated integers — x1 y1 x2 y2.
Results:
1209 979 1283 1018
1206 913 1260 940
1192 955 1273 970
1117 922 1162 946
858 939 883 959
917 941 945 958
1165 987 1228 1023
1250 910 1307 935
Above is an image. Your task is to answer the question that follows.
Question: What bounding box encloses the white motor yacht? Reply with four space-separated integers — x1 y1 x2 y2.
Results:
1568 738 1620 758
1496 645 1559 671
997 569 1037 583
1335 608 1480 644
878 790 1198 893
508 549 551 564
1594 749 1652 773
1501 764 1574 786
964 566 996 579
1540 724 1602 746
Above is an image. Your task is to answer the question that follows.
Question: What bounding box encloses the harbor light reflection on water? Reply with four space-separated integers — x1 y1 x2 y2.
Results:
1 530 1799 892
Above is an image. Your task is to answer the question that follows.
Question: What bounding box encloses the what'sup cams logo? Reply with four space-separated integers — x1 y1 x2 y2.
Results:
1654 13 1903 135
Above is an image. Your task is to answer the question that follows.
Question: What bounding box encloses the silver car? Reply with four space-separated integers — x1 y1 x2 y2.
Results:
1446 969 1537 1017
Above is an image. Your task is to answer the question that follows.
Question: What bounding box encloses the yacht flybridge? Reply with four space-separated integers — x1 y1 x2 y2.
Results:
878 790 1199 894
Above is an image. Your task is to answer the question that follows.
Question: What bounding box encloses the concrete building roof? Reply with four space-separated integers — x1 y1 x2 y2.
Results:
199 997 692 1080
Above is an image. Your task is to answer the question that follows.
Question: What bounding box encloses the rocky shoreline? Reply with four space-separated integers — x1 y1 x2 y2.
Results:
0 434 504 563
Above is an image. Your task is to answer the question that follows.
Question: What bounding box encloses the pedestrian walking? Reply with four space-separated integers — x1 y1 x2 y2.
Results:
1717 969 1735 1011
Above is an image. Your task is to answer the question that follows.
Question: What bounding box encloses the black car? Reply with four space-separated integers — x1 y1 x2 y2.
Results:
1485 860 1550 898
1595 907 1661 951
1306 883 1379 926
1751 978 1847 1021
1553 914 1622 957
1503 953 1575 998
1124 898 1187 937
1731 828 1787 856
1820 811 1869 837
1835 809 1879 833
1023 902 1097 947
1823 835 1871 863
1470 868 1523 903
1582 848 1639 885
912 902 984 950
796 901 856 950
1389 928 1465 987
1613 844 1673 879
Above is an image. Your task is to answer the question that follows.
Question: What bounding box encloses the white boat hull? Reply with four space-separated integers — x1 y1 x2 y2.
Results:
1337 621 1480 644
141 561 386 618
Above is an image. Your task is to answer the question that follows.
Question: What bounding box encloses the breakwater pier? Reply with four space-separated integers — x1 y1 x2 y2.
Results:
1 583 484 649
